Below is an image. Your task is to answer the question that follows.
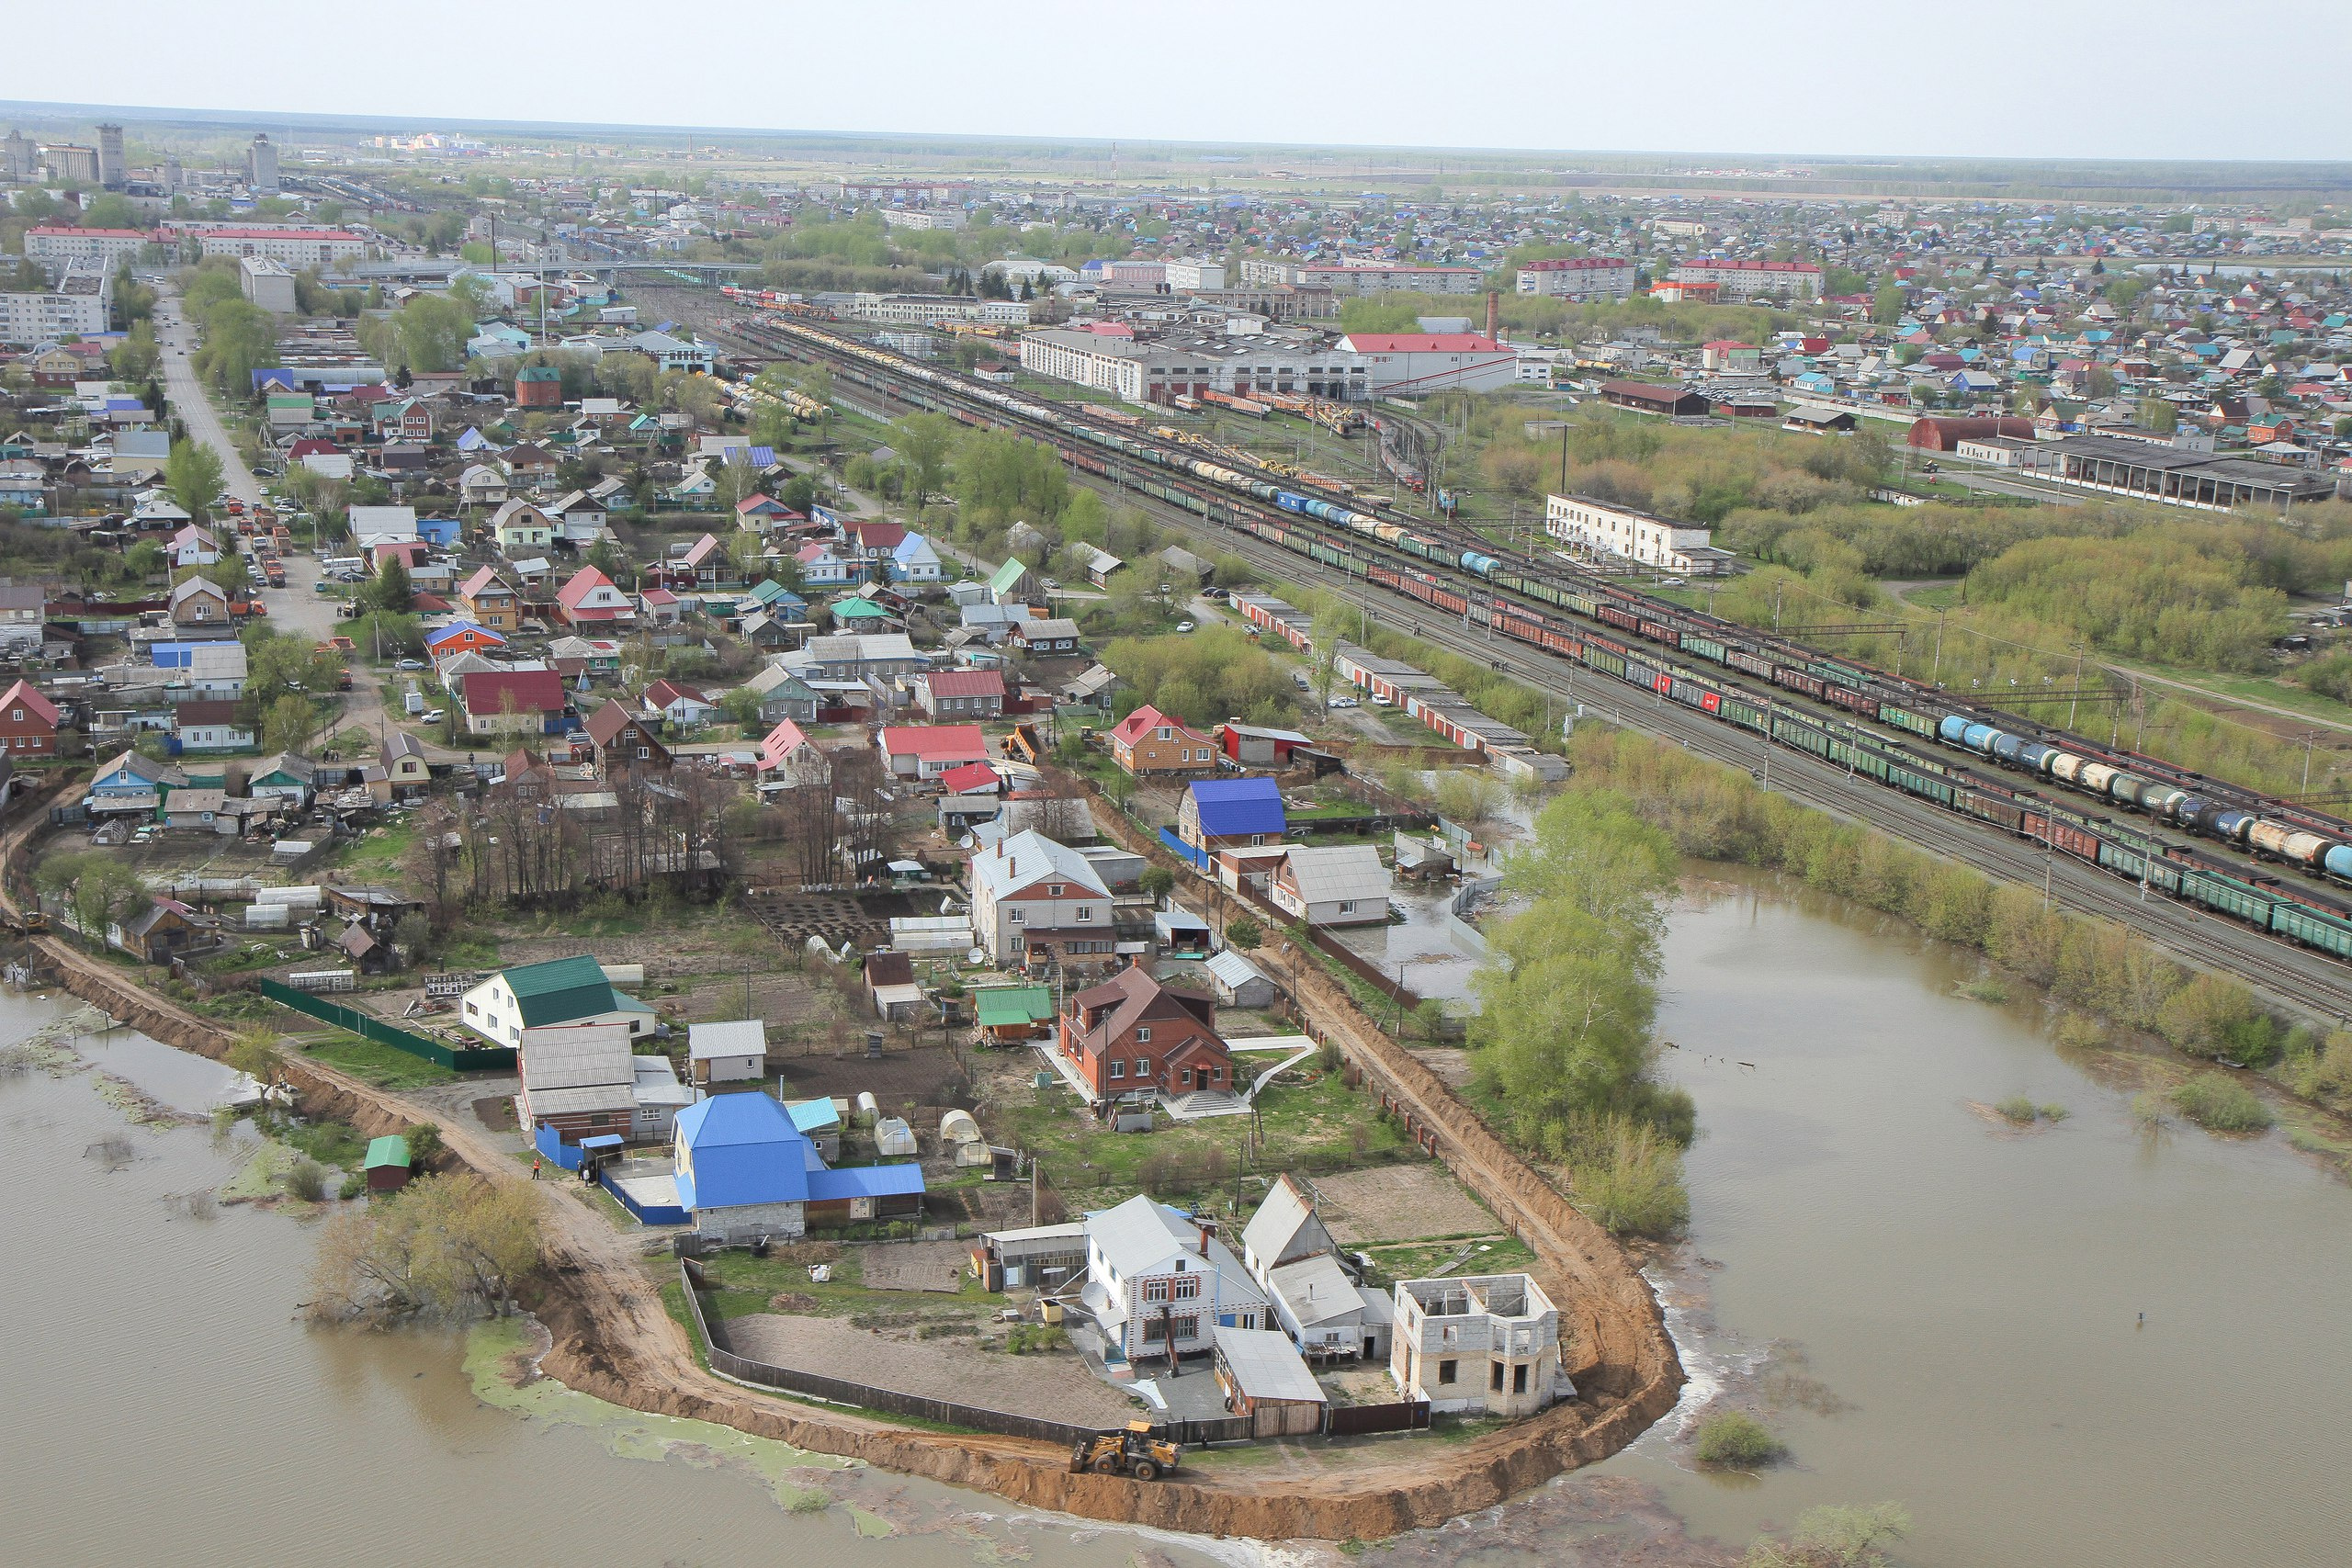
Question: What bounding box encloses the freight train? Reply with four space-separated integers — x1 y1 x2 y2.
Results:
742 314 2352 916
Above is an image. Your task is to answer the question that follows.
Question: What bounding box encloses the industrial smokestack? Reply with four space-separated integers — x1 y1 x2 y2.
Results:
1485 289 1501 344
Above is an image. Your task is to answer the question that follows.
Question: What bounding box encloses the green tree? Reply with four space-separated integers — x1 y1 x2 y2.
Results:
894 412 956 504
37 852 147 953
164 439 226 522
1139 865 1176 900
260 693 316 753
1226 915 1262 951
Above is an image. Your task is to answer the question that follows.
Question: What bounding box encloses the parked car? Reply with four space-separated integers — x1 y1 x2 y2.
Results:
1327 695 1359 709
420 708 445 724
1175 621 1195 633
395 658 425 671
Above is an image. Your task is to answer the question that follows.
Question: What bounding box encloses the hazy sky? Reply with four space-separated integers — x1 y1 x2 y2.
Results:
15 0 2352 164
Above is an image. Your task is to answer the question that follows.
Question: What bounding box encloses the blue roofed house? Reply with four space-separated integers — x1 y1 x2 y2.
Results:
1177 775 1286 855
671 1090 924 1243
889 532 944 583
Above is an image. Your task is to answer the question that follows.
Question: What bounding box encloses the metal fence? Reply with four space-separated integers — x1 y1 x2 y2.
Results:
679 1259 1111 1448
256 976 516 1071
1157 827 1210 871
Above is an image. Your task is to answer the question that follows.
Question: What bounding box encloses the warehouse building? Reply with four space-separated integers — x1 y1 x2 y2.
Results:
1020 325 1368 404
1544 493 1735 576
1335 333 1516 394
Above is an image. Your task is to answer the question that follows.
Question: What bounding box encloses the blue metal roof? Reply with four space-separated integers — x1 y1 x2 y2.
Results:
1188 775 1285 837
785 1097 842 1134
807 1164 927 1202
673 1092 811 1210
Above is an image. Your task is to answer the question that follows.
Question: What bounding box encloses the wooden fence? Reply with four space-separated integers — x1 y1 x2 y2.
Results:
1324 1399 1430 1438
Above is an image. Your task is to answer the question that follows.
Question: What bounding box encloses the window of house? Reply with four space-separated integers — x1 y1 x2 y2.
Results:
1171 1274 1200 1301
1514 1363 1530 1394
1074 906 1091 922
1143 1277 1169 1303
1135 1027 1150 1043
1438 1359 1458 1385
1047 884 1063 897
1491 1360 1505 1392
1007 908 1023 924
1108 1058 1125 1079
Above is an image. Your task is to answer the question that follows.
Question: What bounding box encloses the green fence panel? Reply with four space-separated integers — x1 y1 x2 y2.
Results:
256 978 515 1071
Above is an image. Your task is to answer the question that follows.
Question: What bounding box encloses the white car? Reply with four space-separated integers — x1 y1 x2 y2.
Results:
1175 621 1195 633
1327 695 1359 709
421 708 445 724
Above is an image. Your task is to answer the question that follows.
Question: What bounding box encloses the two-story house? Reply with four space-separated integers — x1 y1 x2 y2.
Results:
460 953 656 1049
912 669 1004 720
554 566 635 627
1058 963 1233 1104
1081 1195 1270 1370
1177 775 1286 856
1389 1274 1563 1417
1110 704 1217 776
582 698 671 772
490 499 554 557
0 679 60 756
970 829 1114 971
458 566 523 633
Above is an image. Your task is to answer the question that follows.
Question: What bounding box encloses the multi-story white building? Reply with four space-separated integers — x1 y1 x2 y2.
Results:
1665 258 1824 301
178 227 365 268
0 269 112 347
1021 326 1370 405
880 207 964 231
238 256 298 313
1163 260 1228 291
1019 327 1154 400
26 226 150 279
1544 492 1734 576
1514 256 1636 300
842 293 1028 327
970 829 1114 965
1239 258 1484 296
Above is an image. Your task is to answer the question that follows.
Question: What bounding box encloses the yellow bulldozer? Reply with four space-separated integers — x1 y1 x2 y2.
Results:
1069 1419 1181 1482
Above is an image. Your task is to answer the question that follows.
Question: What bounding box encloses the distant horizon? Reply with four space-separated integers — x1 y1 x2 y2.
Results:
10 0 2352 165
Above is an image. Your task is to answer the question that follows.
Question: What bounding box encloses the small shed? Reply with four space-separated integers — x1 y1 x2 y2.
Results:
1153 904 1213 957
1204 949 1277 1010
364 1135 413 1191
686 1019 766 1086
975 985 1055 1044
1213 1325 1328 1437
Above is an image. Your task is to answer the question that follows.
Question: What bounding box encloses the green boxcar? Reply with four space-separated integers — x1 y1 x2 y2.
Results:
2271 901 2352 959
1681 634 1727 663
1721 696 1769 733
1881 705 1938 738
2181 869 2275 924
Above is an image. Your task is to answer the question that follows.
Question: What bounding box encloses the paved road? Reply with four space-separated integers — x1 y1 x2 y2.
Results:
155 289 394 746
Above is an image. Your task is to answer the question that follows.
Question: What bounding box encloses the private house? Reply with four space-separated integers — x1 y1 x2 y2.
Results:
672 1091 925 1244
987 557 1037 606
642 679 718 728
752 717 826 784
1009 616 1080 655
462 953 655 1048
1213 1326 1329 1437
169 525 221 568
424 620 506 660
459 464 509 507
1080 1195 1270 1369
544 490 611 546
794 538 856 586
912 669 1004 720
685 1019 766 1086
458 566 522 632
975 983 1056 1044
1060 663 1124 712
741 665 820 726
1110 705 1217 776
109 896 225 964
740 611 805 653
865 952 924 1021
380 730 429 798
1218 724 1312 769
554 566 635 626
1266 844 1393 927
801 633 924 683
637 587 683 627
459 669 568 737
876 723 989 780
168 576 232 629
582 698 671 772
159 788 233 832
244 752 316 808
631 1054 695 1141
1389 1274 1563 1417
85 750 184 817
888 532 944 582
1058 964 1233 1104
514 1021 637 1145
1178 775 1285 855
490 499 554 556
0 680 59 756
1242 1175 1388 1359
969 828 1114 969
170 699 254 753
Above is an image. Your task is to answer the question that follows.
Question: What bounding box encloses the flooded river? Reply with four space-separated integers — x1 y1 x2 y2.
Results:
0 992 1231 1568
14 856 2352 1568
1591 869 2352 1568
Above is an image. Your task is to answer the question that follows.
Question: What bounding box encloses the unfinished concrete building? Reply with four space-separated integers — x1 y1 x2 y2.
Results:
1389 1273 1564 1417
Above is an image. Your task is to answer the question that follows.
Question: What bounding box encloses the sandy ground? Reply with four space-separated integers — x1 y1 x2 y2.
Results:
1306 1165 1498 1247
723 1313 1143 1427
853 1238 971 1293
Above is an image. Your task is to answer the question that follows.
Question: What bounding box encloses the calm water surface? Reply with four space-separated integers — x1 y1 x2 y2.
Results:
1597 871 2352 1568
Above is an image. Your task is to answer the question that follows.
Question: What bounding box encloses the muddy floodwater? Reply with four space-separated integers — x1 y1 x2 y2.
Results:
0 992 1234 1568
1591 868 2352 1568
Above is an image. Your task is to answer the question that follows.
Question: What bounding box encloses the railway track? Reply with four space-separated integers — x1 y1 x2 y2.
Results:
715 310 2349 1013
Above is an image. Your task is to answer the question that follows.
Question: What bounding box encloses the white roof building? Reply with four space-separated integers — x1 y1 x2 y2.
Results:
1266 844 1393 927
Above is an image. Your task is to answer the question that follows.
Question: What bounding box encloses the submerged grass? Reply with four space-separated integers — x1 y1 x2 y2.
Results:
1693 1408 1786 1468
2170 1073 2273 1134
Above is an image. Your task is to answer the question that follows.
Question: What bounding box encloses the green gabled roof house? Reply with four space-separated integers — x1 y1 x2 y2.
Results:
987 556 1037 607
458 953 658 1046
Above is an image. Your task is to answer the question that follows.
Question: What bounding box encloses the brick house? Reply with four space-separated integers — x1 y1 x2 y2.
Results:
969 828 1115 971
1109 704 1216 776
1058 963 1234 1104
0 679 59 756
458 566 523 632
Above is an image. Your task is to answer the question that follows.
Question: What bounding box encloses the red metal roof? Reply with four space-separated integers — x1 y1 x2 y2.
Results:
921 670 1004 700
0 681 60 727
461 669 565 716
939 761 1002 795
1340 333 1505 353
877 724 988 761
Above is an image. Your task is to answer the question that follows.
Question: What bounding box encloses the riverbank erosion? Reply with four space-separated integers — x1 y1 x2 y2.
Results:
3 827 1679 1540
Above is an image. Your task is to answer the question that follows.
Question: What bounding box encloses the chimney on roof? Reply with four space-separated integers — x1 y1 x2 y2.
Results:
1197 1218 1216 1255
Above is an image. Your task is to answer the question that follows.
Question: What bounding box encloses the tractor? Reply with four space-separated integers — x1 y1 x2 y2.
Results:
1069 1419 1182 1482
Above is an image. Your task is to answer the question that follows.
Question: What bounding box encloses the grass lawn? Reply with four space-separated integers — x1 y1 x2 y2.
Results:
297 1029 458 1089
1360 1235 1534 1285
688 1247 991 1324
994 1060 1413 1210
330 817 421 881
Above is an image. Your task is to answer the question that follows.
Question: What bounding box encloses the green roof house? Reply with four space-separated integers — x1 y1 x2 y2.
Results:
987 557 1037 607
976 984 1055 1041
364 1134 413 1191
458 954 657 1047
